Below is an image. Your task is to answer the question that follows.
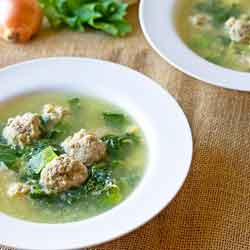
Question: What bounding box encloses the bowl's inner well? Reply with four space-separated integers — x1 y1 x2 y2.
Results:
0 91 147 223
175 0 250 72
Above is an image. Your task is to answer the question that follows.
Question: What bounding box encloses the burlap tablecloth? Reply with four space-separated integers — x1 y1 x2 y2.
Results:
1 3 250 250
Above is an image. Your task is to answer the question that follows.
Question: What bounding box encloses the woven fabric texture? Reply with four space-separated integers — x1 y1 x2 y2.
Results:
0 4 250 250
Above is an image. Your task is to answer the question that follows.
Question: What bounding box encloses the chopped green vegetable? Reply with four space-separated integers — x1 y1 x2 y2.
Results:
194 0 241 26
188 32 227 66
84 165 116 196
0 144 20 170
109 159 124 168
67 97 81 118
188 32 214 49
29 182 48 199
218 35 231 46
100 185 122 208
103 112 127 128
45 126 63 139
68 97 81 110
28 146 58 174
102 132 140 159
39 0 132 37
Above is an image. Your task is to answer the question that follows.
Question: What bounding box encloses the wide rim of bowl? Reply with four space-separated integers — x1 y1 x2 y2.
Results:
0 57 193 250
139 0 250 92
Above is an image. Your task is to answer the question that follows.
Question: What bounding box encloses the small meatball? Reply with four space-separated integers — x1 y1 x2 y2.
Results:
2 112 42 147
7 182 30 197
225 16 250 43
61 129 107 166
40 155 88 194
190 14 211 28
42 104 69 126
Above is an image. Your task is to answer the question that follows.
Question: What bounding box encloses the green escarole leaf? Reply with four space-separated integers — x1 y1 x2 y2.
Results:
28 146 58 174
103 112 127 128
68 97 81 113
39 0 132 36
29 181 47 198
101 132 140 159
0 144 20 170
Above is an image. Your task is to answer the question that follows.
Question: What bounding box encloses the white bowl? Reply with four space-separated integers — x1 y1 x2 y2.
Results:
140 0 250 91
0 57 193 250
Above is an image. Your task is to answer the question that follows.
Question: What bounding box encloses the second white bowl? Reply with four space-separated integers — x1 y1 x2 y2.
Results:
139 0 250 91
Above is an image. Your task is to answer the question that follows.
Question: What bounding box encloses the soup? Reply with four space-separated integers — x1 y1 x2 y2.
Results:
0 92 147 223
176 0 250 72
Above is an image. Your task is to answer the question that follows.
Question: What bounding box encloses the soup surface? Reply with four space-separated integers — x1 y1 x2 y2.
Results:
176 0 250 72
0 92 147 223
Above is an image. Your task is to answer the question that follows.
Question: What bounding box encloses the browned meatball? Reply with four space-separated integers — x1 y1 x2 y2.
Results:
61 129 107 166
2 112 41 147
40 155 88 194
42 104 69 127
